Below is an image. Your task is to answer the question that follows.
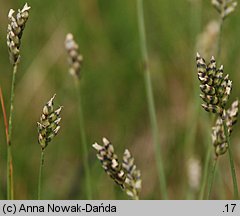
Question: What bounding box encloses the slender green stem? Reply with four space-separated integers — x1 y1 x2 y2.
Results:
216 165 226 199
185 0 202 164
184 0 202 199
38 150 45 200
223 120 239 199
7 63 18 200
74 79 92 200
137 0 167 199
199 145 212 199
207 157 218 199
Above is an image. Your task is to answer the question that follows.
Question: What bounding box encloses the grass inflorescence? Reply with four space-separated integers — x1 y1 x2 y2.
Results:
0 1 240 200
37 94 62 199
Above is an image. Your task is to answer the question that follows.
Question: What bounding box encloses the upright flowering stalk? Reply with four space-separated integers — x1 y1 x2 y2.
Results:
93 138 142 200
37 95 62 199
6 3 31 200
65 33 92 199
197 1 237 200
196 53 239 199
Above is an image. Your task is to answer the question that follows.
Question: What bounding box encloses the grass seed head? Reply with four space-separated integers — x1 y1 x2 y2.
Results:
7 3 31 65
122 149 142 200
92 138 126 188
212 0 237 19
225 99 239 133
212 99 239 156
93 138 142 199
64 33 83 79
196 53 232 116
37 94 62 150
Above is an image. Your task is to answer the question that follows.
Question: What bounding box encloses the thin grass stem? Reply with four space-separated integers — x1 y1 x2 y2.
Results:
223 120 239 199
137 0 167 199
199 144 212 199
216 166 226 199
0 88 10 146
74 79 92 200
38 150 45 200
184 0 203 199
7 63 18 200
207 157 218 199
185 0 202 165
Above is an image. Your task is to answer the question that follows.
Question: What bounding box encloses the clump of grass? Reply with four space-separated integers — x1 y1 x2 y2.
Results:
37 94 62 200
196 53 239 199
6 3 31 200
64 33 92 199
93 137 142 200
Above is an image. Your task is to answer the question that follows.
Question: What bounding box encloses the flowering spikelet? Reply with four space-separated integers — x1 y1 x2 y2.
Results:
64 33 83 79
225 99 239 133
93 138 142 199
122 149 142 200
212 0 237 19
92 138 126 188
212 99 239 156
7 3 31 64
196 53 232 116
37 95 63 150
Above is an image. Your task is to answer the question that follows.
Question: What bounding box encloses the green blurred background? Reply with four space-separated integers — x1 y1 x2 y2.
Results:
0 0 240 199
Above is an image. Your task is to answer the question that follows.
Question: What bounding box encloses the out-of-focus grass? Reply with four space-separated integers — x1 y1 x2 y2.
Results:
0 0 240 199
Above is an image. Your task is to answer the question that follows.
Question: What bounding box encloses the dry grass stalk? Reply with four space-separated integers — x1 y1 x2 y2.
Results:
93 137 142 199
7 3 31 64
